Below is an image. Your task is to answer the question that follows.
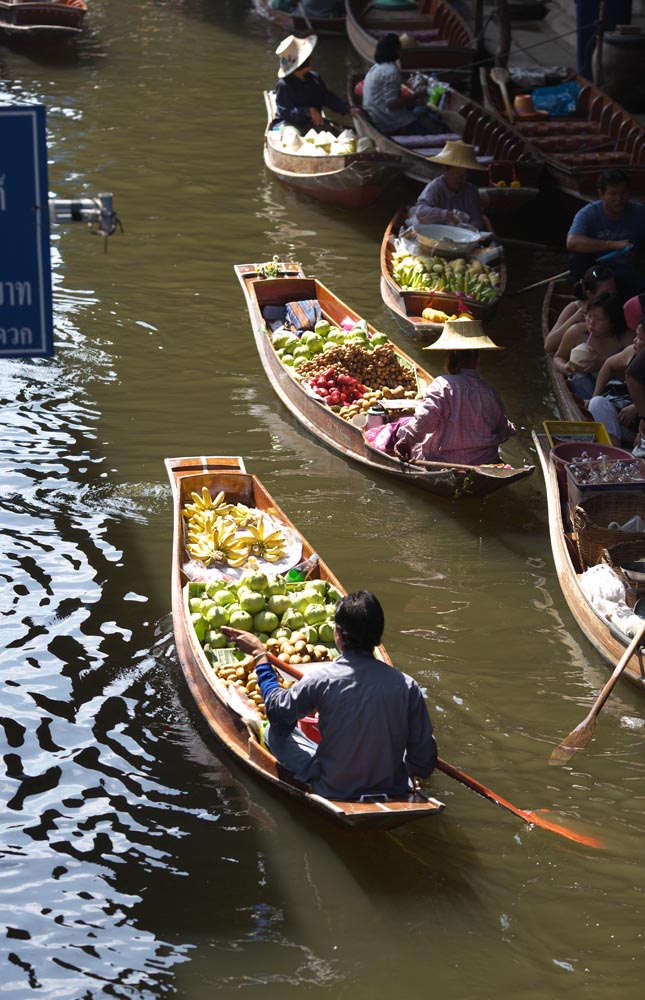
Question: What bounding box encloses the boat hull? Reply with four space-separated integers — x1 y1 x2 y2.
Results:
532 434 645 690
263 91 402 207
235 262 534 498
0 0 86 33
480 66 645 206
165 454 445 829
349 74 543 195
253 0 345 36
345 0 475 89
380 207 507 337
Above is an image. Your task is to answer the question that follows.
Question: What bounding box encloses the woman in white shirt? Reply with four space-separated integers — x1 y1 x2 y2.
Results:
362 33 443 136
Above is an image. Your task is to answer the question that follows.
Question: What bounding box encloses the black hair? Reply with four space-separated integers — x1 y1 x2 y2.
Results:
334 591 384 652
445 349 479 373
585 290 626 333
374 33 401 64
573 264 616 300
597 168 630 192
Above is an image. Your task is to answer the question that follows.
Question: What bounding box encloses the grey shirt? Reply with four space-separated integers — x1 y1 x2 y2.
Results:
264 651 437 800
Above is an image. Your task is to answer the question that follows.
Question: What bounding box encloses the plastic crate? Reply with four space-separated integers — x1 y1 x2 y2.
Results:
566 458 645 517
544 420 612 447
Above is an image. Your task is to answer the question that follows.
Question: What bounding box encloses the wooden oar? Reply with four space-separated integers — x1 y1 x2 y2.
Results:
508 270 571 296
265 652 605 848
490 66 514 122
549 618 645 766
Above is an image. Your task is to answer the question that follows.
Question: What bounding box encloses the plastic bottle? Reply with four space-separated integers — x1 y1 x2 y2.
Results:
286 553 319 583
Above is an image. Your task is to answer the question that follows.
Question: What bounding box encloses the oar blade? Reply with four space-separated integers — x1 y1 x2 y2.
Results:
549 715 596 766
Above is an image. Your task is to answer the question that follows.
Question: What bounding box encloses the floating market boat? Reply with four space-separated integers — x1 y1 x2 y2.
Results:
380 206 507 339
263 91 403 208
252 0 345 36
165 453 446 829
0 0 86 34
345 0 475 89
349 73 542 201
234 260 534 498
532 432 645 692
479 65 645 205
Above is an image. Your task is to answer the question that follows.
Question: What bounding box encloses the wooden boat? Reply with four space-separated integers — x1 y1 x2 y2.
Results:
532 432 645 692
381 206 507 339
235 260 534 498
349 73 543 202
263 91 402 208
542 278 589 422
480 65 645 204
0 0 86 34
165 454 445 829
345 0 475 89
252 0 345 36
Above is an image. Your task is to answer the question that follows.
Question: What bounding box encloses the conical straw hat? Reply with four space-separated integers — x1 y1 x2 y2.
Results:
276 34 317 78
427 140 485 172
423 318 504 351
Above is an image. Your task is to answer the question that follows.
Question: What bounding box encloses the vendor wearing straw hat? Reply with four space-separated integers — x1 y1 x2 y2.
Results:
381 319 515 466
274 34 356 130
409 140 493 233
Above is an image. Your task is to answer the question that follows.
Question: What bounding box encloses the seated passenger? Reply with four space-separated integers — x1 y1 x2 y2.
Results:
545 265 617 355
274 34 354 130
408 140 492 233
587 317 645 446
361 33 444 137
553 290 633 400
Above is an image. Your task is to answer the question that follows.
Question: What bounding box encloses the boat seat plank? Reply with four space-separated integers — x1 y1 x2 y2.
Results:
390 131 460 148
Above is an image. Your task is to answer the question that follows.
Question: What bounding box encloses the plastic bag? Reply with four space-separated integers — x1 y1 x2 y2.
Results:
531 80 580 117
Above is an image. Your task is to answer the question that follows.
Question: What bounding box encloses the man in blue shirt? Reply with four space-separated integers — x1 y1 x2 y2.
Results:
222 591 437 801
567 168 645 298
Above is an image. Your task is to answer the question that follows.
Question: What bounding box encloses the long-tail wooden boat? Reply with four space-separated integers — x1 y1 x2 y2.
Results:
381 206 507 339
0 0 86 34
480 65 645 204
349 73 543 202
165 454 445 829
532 432 645 691
235 260 534 498
345 0 475 89
542 278 589 422
263 91 402 208
253 0 345 36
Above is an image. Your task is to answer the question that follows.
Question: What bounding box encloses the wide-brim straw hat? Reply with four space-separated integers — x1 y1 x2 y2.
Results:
426 140 485 172
276 34 317 78
423 318 504 351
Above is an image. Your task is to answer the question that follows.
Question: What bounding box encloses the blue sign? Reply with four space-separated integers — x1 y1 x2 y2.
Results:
0 104 54 358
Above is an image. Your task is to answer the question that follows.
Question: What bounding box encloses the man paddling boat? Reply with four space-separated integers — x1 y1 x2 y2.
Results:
222 590 437 801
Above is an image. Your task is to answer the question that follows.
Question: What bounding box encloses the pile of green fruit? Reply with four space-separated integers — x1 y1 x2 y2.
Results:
272 317 390 370
188 570 341 663
391 250 500 302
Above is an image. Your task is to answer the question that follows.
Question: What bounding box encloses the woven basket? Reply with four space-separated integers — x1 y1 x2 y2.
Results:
602 539 645 597
573 492 645 567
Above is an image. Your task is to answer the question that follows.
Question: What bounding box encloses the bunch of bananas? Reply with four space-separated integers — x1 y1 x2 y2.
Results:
182 488 287 569
186 518 250 568
242 519 287 562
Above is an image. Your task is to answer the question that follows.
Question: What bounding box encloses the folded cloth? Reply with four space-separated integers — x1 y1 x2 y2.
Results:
607 516 645 532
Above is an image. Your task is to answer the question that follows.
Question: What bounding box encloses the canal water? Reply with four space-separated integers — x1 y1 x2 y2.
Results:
1 2 644 997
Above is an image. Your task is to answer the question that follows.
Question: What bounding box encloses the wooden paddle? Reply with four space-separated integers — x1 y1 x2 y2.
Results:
508 270 571 296
549 618 645 766
490 66 514 122
265 652 605 848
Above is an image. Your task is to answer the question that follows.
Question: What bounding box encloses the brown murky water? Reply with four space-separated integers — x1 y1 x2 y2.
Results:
1 2 644 996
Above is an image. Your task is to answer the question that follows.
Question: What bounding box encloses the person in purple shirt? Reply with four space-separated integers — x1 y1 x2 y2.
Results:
273 33 354 130
409 140 492 233
222 591 437 802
